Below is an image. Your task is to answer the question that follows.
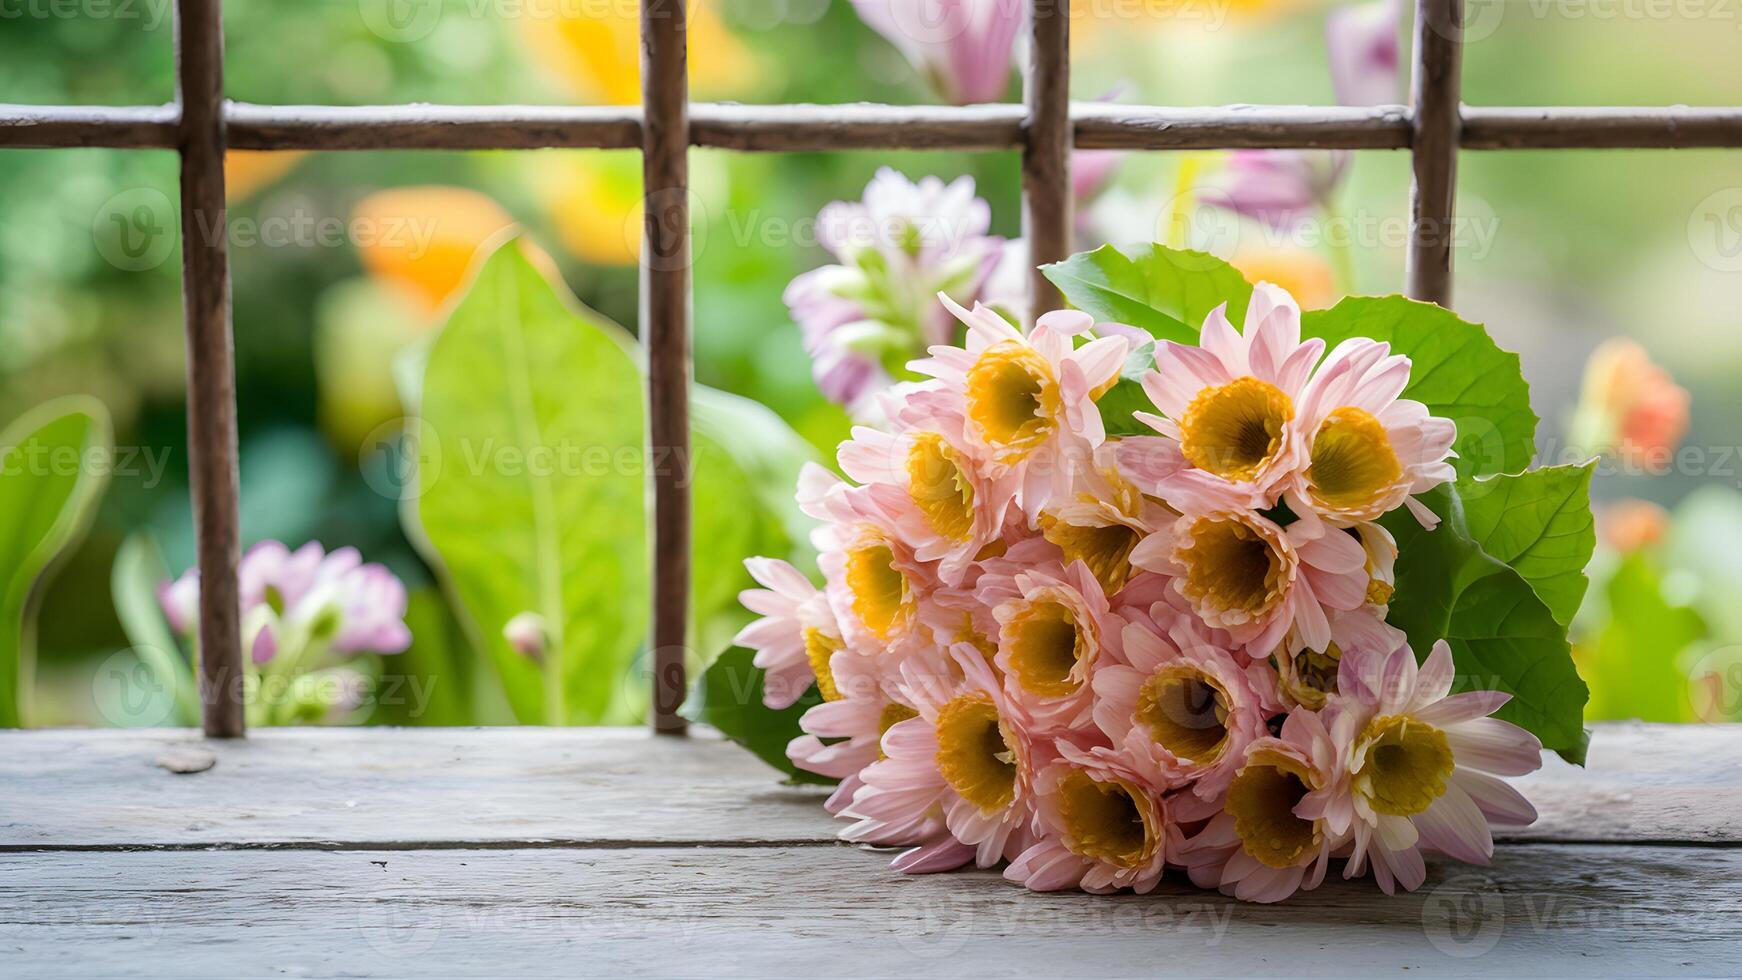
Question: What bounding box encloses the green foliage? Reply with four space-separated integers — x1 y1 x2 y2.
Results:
1459 463 1597 628
109 533 198 726
408 239 818 725
1042 244 1253 343
1580 553 1706 723
686 646 833 785
1302 297 1539 479
0 397 112 727
1381 483 1591 764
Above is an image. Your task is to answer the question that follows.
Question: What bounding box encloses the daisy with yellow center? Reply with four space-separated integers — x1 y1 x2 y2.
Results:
1137 282 1325 506
786 646 920 817
916 298 1129 512
1178 708 1344 904
1273 606 1407 710
841 645 1038 873
1005 743 1174 894
983 561 1114 731
1036 444 1172 597
1334 641 1545 896
733 557 845 710
1288 337 1457 527
796 463 933 656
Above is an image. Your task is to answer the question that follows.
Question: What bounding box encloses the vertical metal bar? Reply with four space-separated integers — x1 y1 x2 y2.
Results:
1022 0 1071 320
641 0 690 735
1405 0 1464 307
175 0 244 738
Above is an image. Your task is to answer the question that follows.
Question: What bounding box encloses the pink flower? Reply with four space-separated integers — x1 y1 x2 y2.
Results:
1138 282 1326 508
1004 739 1177 894
1092 614 1278 819
1131 505 1368 657
979 558 1116 733
788 649 916 815
916 298 1128 511
1177 706 1346 903
1573 337 1690 472
849 0 1024 105
1330 641 1544 895
836 390 1019 586
798 463 939 659
1203 150 1349 233
1033 443 1173 598
734 557 842 710
1327 0 1402 108
1286 338 1457 528
1274 604 1405 710
156 570 199 636
840 645 1038 872
784 169 1007 416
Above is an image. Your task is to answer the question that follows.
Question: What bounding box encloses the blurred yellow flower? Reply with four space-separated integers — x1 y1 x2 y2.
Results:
351 186 517 318
1228 244 1337 310
528 152 645 267
518 4 758 105
1073 0 1309 44
226 151 305 201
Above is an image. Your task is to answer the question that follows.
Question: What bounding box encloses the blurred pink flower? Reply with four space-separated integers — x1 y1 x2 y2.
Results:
1327 0 1402 107
1574 338 1691 471
850 0 1025 105
1597 499 1670 553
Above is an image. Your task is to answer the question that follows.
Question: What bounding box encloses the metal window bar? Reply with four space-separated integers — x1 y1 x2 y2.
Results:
4 0 1733 735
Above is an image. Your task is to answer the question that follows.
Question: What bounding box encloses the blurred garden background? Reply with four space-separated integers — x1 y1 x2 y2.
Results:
4 0 1740 728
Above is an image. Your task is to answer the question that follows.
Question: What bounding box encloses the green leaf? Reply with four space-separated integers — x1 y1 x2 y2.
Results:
685 646 832 785
0 396 112 727
1302 296 1538 479
1459 463 1597 628
1580 553 1706 723
1042 243 1253 342
411 239 648 725
110 532 198 726
1381 483 1590 763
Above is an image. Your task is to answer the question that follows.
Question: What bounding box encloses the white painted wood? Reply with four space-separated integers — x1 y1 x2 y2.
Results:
0 844 1734 977
1 723 1735 850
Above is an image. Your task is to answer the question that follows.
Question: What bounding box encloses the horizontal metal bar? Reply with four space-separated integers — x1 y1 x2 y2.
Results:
5 102 1742 152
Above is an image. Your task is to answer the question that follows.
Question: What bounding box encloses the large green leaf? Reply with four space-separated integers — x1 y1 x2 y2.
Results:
1580 553 1706 723
686 646 832 785
411 240 648 725
1041 243 1253 343
1381 483 1590 763
1459 463 1597 628
1302 296 1538 479
0 396 112 727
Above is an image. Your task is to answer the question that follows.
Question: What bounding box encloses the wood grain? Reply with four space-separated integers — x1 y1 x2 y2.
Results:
1 843 1735 977
641 0 691 735
1021 0 1071 318
0 724 1735 850
1405 0 1464 307
173 0 244 738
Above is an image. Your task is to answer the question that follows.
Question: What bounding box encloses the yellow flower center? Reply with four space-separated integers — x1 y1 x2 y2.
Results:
1055 768 1157 868
1134 665 1232 763
876 702 919 760
802 628 843 702
1179 517 1287 616
1366 579 1395 606
1003 599 1090 698
1276 641 1341 710
906 433 975 542
934 695 1018 813
1041 515 1142 595
1356 715 1455 817
1307 407 1403 511
1225 747 1321 868
845 537 911 640
966 341 1058 459
1179 376 1293 481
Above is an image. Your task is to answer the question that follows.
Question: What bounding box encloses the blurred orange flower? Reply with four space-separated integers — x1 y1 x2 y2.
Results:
351 186 517 318
1228 244 1338 310
1575 338 1690 471
518 4 757 105
528 153 645 267
226 151 305 201
1597 499 1670 554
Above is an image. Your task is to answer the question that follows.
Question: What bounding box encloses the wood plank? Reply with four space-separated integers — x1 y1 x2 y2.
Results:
0 843 1735 977
2 724 1736 850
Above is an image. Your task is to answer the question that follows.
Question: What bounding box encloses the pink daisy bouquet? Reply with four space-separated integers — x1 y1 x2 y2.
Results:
700 243 1594 903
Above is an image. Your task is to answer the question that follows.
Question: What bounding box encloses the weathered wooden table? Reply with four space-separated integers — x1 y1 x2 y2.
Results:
2 723 1737 977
